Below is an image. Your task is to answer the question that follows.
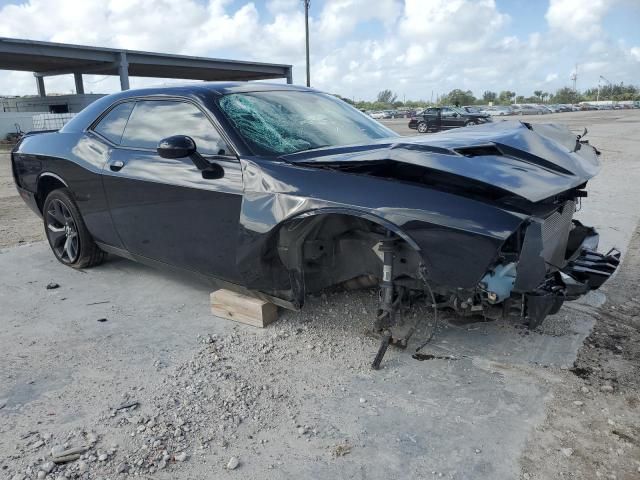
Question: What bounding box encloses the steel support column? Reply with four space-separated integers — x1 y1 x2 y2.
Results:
74 73 85 94
34 74 46 97
118 52 130 91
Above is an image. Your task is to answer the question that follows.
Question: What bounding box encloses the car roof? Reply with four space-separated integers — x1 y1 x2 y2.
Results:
105 81 314 102
61 81 313 133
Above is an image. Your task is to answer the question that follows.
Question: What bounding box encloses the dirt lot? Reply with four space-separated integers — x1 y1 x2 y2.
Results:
0 145 44 248
0 111 639 479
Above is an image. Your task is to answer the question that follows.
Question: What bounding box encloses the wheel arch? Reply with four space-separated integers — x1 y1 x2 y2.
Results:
245 207 424 308
277 207 421 251
36 172 68 213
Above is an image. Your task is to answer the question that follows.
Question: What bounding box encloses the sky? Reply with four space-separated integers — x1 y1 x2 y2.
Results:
0 0 638 101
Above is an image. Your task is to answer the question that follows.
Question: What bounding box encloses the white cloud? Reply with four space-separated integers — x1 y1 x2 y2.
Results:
545 0 615 40
0 0 638 100
317 0 400 40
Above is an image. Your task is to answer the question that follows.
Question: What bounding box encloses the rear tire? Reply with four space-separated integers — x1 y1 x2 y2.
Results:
43 188 105 269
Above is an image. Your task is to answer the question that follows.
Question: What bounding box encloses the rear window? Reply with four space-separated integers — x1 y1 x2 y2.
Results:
93 102 134 144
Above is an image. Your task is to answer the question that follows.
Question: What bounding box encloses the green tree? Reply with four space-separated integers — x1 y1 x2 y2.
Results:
498 90 516 104
440 89 476 106
541 92 550 103
583 82 639 101
376 89 397 104
551 87 581 104
482 90 497 103
332 94 355 105
533 90 543 101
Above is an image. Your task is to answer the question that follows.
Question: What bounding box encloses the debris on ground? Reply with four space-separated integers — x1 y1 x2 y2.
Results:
331 443 352 457
520 227 640 479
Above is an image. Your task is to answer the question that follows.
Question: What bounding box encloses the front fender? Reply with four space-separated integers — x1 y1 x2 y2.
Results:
237 157 526 304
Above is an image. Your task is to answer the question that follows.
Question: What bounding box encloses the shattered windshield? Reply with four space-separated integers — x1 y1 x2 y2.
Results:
218 91 397 156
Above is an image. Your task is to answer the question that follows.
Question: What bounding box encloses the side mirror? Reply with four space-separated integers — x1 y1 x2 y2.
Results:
202 163 224 180
157 134 225 180
157 135 196 159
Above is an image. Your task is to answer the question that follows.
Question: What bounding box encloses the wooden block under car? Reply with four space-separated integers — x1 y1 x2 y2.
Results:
210 289 278 328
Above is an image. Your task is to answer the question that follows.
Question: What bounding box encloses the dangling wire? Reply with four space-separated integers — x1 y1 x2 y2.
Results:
415 272 439 353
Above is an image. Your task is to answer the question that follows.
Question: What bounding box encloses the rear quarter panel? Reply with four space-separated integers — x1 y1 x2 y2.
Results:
12 131 122 247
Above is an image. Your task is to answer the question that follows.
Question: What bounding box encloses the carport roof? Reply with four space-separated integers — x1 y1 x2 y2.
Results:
0 37 293 82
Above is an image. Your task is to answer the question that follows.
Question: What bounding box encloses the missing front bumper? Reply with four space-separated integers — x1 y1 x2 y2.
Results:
525 243 621 328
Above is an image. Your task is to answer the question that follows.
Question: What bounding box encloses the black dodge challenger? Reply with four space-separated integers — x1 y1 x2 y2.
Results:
12 82 618 341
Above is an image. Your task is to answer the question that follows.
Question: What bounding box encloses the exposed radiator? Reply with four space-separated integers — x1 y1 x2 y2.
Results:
540 201 575 268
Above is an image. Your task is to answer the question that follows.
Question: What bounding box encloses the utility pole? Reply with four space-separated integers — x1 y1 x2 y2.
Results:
303 0 311 87
598 75 612 103
570 63 578 102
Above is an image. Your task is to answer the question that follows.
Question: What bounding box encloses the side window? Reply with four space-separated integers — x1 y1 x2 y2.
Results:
121 100 229 155
93 102 134 144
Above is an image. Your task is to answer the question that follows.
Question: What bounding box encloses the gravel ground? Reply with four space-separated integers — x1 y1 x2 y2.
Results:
0 146 44 248
1 111 639 479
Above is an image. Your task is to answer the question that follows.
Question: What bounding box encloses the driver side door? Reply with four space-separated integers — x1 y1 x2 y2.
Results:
440 107 460 128
98 98 244 283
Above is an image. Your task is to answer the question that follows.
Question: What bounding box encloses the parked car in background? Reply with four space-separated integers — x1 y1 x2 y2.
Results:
482 106 513 116
509 104 523 115
408 106 491 133
369 111 386 119
462 106 484 114
532 105 549 114
514 104 543 115
395 109 416 118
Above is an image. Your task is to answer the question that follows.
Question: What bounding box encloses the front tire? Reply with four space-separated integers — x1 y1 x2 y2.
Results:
43 188 105 269
417 122 429 133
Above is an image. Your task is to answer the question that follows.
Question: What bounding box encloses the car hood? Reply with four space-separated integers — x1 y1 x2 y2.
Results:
281 121 600 203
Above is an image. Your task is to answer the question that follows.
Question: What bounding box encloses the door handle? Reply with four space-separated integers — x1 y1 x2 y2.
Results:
109 160 125 172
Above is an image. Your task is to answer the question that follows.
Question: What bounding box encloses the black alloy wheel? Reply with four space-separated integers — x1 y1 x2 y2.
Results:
43 189 105 268
46 198 79 263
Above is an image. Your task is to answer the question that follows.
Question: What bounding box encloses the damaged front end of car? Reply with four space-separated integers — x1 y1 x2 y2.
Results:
478 215 620 329
236 119 620 368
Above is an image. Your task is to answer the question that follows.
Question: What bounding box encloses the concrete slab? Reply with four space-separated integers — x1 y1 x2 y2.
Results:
0 243 600 479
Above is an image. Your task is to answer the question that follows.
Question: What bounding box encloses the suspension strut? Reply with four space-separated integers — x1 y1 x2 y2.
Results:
371 232 398 370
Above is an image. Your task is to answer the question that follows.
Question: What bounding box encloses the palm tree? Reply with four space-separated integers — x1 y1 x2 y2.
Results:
534 90 543 102
541 92 550 103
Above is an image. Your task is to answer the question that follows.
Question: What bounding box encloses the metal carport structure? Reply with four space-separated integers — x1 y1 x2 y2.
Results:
0 37 293 96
